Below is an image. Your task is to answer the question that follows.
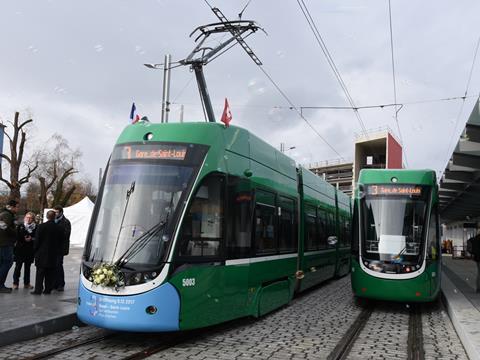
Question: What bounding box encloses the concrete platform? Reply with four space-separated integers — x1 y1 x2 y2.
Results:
442 254 480 360
0 247 83 347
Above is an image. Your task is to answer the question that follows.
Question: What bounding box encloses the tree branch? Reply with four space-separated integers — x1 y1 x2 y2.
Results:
17 119 33 132
0 153 12 164
19 162 39 184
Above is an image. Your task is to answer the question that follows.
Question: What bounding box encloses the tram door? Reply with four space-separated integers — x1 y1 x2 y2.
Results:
426 206 441 295
223 177 252 320
174 174 226 328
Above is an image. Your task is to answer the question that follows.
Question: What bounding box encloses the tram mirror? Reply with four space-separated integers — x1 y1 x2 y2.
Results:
327 236 338 246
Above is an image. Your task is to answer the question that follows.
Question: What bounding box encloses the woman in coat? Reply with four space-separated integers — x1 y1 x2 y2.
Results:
13 212 36 289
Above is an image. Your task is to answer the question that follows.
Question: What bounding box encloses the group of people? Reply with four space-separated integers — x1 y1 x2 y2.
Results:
0 200 71 295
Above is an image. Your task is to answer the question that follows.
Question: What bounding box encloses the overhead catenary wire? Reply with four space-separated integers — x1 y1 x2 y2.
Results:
171 94 479 111
258 65 345 160
388 0 408 167
201 0 346 160
296 0 369 137
238 0 253 19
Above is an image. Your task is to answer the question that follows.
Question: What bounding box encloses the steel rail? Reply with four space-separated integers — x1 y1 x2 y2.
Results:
407 304 425 360
120 332 196 360
327 304 373 360
21 331 117 360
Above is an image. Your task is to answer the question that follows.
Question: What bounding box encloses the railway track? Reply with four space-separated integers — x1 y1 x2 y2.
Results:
19 329 204 360
407 305 424 360
21 331 117 360
327 302 425 360
327 304 374 360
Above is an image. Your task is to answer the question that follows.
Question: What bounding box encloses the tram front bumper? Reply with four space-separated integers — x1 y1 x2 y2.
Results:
77 281 180 332
351 261 436 302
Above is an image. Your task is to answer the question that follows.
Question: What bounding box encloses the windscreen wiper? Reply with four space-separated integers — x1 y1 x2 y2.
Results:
115 220 168 269
111 181 136 262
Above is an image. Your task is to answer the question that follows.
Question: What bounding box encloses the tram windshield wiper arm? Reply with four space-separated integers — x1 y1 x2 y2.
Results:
115 219 168 268
111 181 136 262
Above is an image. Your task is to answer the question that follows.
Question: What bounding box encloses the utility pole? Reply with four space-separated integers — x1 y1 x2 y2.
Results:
144 54 172 123
161 54 171 123
179 104 184 123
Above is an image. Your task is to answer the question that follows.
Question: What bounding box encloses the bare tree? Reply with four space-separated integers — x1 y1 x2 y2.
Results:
0 112 38 201
29 133 82 213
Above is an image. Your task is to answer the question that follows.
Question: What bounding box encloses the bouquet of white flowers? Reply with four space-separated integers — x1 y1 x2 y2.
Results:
89 263 125 290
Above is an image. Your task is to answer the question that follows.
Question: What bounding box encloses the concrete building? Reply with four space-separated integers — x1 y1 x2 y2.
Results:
307 127 403 196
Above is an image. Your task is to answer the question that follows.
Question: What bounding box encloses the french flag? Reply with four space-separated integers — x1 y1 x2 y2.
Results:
130 102 140 124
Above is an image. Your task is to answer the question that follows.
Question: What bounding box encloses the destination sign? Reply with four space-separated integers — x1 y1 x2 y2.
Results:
367 184 423 196
112 144 188 161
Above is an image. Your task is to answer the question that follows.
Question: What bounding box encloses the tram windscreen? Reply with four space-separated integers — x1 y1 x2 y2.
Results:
84 143 207 270
360 184 430 265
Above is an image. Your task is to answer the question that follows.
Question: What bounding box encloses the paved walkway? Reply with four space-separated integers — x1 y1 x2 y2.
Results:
442 254 480 360
0 247 83 346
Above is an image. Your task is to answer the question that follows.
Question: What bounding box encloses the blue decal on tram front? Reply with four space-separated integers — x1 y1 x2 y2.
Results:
77 281 180 331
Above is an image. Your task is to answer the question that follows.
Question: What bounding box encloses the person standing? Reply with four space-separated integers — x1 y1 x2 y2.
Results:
0 200 19 293
31 210 64 295
471 233 480 293
13 212 36 289
53 205 71 291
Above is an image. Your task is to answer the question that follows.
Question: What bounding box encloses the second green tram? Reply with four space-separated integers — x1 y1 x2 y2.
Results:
351 169 441 302
77 122 352 331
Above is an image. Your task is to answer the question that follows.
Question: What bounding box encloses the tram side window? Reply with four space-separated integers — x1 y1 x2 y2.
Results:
340 216 351 247
318 209 328 249
427 206 439 260
227 177 252 259
327 212 336 248
254 190 276 255
305 205 317 251
278 197 297 253
177 175 224 259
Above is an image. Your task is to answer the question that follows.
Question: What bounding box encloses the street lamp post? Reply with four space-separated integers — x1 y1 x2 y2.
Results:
144 54 172 123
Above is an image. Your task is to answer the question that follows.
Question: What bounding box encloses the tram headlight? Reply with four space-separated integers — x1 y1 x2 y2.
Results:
124 271 159 286
125 272 145 286
133 273 142 284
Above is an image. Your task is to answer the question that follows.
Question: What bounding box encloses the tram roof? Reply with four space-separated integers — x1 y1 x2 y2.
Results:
358 169 437 185
116 121 298 181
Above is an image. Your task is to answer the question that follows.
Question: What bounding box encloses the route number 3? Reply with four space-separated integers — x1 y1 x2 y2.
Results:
182 278 196 287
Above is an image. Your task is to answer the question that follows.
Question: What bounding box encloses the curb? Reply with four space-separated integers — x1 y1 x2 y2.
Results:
0 313 83 347
442 271 480 360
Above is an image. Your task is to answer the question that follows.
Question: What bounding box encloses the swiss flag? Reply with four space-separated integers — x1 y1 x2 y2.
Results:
220 98 232 127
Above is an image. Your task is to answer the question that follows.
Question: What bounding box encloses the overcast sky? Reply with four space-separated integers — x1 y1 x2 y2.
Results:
1 0 479 188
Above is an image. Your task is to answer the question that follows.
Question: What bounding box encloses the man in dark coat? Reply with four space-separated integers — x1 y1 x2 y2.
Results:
53 205 71 291
0 200 19 293
471 233 480 293
31 210 65 295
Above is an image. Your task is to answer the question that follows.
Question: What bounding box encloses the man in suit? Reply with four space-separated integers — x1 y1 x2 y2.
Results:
31 210 65 295
53 205 71 291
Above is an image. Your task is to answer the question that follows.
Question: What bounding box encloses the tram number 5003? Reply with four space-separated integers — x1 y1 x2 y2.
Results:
182 278 196 287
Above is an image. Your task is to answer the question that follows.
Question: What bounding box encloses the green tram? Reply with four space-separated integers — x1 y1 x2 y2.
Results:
77 122 351 331
351 169 441 302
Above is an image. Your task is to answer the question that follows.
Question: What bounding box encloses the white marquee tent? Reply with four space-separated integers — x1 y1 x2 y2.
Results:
43 196 95 248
